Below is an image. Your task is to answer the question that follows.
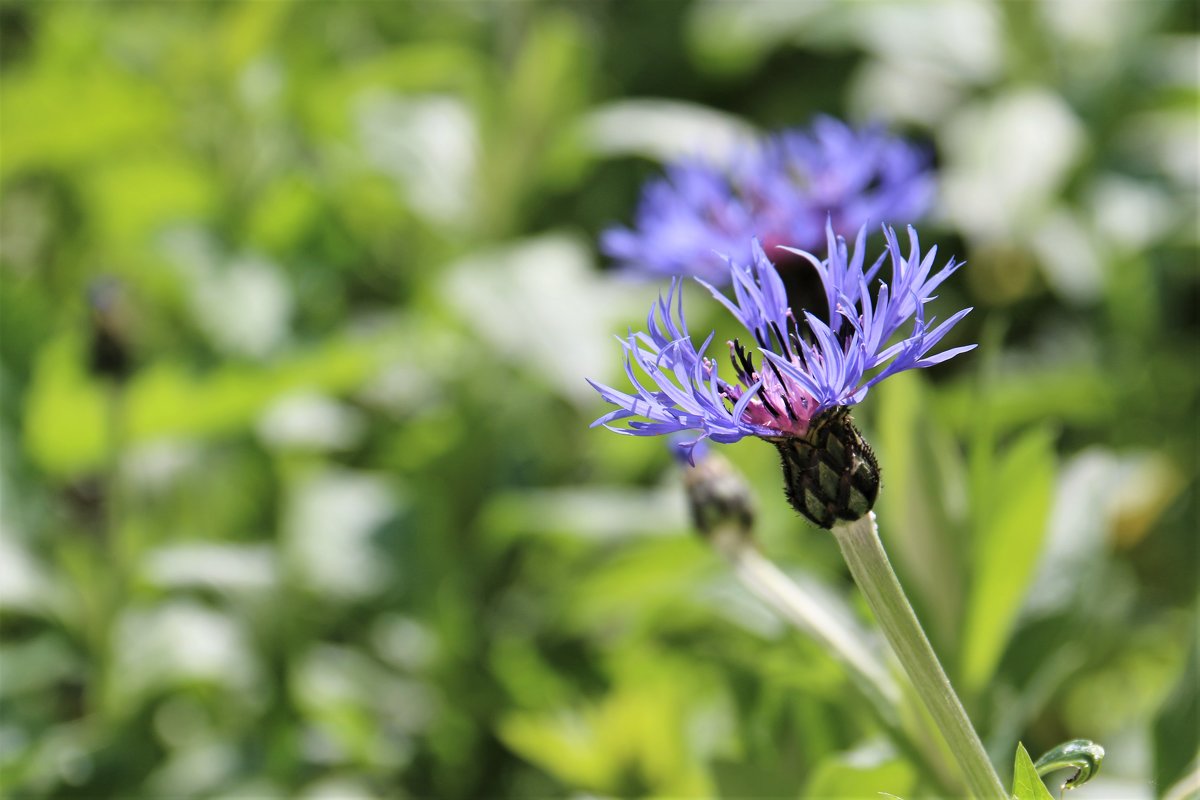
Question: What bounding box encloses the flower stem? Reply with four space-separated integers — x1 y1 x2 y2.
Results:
831 512 1007 800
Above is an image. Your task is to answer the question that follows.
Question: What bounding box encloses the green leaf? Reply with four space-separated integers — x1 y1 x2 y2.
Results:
566 537 711 629
1154 633 1200 790
82 154 218 247
805 751 917 800
935 367 1117 435
873 370 964 644
1012 742 1055 800
24 331 385 476
710 758 800 799
0 64 170 180
962 425 1056 692
498 677 709 797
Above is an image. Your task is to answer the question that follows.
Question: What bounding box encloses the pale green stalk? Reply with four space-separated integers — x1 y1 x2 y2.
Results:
831 512 1007 800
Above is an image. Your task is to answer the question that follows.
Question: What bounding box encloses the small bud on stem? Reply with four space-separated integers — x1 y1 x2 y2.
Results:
681 451 755 541
87 279 133 383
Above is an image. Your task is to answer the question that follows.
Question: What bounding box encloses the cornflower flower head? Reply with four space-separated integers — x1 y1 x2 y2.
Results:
600 117 933 285
588 222 974 528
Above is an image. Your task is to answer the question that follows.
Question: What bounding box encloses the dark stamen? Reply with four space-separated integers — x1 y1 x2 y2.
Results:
770 320 791 357
727 343 748 383
733 340 757 379
763 358 797 422
790 331 805 355
733 337 781 419
779 392 798 422
755 378 781 418
765 355 787 390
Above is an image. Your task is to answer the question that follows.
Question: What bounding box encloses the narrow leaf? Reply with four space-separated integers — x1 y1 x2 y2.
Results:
963 426 1056 691
1012 742 1055 800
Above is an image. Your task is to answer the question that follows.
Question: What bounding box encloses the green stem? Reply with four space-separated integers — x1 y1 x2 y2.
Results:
91 381 126 723
831 512 1007 800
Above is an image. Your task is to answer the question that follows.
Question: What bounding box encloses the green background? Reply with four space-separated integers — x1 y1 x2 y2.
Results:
1 1 1196 798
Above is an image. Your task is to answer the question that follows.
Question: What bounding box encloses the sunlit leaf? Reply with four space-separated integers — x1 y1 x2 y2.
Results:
24 331 385 476
873 371 964 644
499 677 711 797
1012 742 1055 800
962 426 1055 691
81 155 218 247
805 747 918 799
0 66 170 179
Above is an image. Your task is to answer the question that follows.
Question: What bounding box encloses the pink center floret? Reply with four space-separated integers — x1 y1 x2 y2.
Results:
718 350 818 438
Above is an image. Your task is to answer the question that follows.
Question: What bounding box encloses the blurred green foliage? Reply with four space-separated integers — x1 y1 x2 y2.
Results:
1 1 1196 798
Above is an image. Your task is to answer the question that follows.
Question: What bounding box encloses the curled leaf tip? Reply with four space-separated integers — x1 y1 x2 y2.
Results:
1034 739 1105 792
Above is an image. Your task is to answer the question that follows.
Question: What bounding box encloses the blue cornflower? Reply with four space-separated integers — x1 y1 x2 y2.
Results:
588 223 974 526
600 117 934 285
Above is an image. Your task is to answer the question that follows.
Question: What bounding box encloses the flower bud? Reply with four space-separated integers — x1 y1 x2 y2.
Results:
87 279 133 383
681 449 755 539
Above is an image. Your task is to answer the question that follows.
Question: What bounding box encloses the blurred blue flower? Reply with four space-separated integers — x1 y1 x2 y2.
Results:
601 117 934 285
588 223 974 462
